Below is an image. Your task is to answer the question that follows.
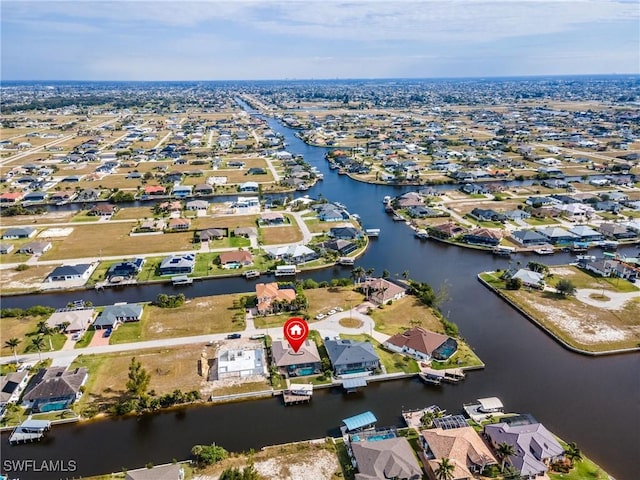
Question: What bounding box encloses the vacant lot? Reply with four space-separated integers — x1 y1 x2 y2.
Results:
482 271 640 352
306 286 365 318
194 214 259 230
112 206 155 220
260 225 302 244
41 223 195 260
0 264 55 294
369 295 443 335
1 210 76 226
70 345 208 413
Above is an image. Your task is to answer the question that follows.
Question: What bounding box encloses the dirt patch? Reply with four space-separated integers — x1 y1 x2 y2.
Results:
255 449 338 480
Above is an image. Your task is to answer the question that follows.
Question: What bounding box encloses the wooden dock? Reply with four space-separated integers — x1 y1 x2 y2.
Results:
283 383 313 405
9 419 52 444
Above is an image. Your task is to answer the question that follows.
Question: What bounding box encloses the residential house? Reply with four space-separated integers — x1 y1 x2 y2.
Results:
462 228 502 246
158 254 195 275
265 245 317 264
125 463 185 480
107 258 144 279
260 212 285 225
272 339 321 377
317 204 348 222
138 219 166 232
23 191 47 202
599 223 635 240
255 282 297 314
359 278 407 305
537 227 578 245
186 200 208 211
89 204 117 216
0 371 29 408
469 208 506 223
167 218 190 231
328 226 362 240
318 239 357 256
324 338 380 376
50 191 76 203
46 309 96 333
234 227 258 238
0 192 23 203
2 227 37 239
239 181 259 192
568 225 603 242
17 241 52 255
77 189 102 201
194 183 214 195
22 367 88 412
421 426 498 480
45 264 93 282
428 223 467 239
234 196 260 209
383 327 456 362
0 243 14 254
511 229 550 246
484 422 564 479
511 269 545 289
144 185 166 196
219 250 253 269
172 185 193 198
93 304 144 330
351 437 422 480
195 228 227 242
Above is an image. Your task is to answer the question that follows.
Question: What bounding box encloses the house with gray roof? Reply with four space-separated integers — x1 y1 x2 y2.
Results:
511 230 549 246
0 371 29 407
125 463 185 480
537 227 578 245
324 338 380 376
45 264 93 282
568 225 603 242
2 227 37 239
93 304 144 330
599 223 636 240
484 422 564 478
158 254 195 275
22 367 88 412
351 436 422 480
511 269 545 289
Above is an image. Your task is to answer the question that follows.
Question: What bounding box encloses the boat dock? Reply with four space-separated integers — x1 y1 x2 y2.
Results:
9 419 52 444
415 229 429 240
283 383 313 405
337 257 355 265
243 270 261 279
365 228 380 237
463 396 505 422
419 367 466 385
171 275 193 286
401 405 445 429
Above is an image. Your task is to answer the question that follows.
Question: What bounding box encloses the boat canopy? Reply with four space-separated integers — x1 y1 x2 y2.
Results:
342 410 377 431
478 397 504 412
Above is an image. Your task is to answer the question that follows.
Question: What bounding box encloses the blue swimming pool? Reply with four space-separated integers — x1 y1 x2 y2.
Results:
297 367 315 376
352 432 396 442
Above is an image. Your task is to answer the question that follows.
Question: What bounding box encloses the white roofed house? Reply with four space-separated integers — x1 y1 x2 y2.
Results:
510 269 546 289
46 308 96 333
265 245 318 264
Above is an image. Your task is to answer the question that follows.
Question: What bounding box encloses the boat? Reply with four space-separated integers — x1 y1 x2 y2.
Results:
337 257 355 265
492 246 515 256
602 240 619 251
365 228 380 237
383 196 391 204
334 202 347 209
275 265 298 276
534 247 554 255
463 397 504 422
385 204 394 213
171 275 193 286
419 372 443 386
392 214 404 222
576 255 596 262
415 229 429 240
243 270 260 279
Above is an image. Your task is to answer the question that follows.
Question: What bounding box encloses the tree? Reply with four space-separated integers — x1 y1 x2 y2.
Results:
5 337 21 363
351 266 366 284
434 457 455 480
30 335 46 361
497 442 516 472
506 277 522 290
556 279 576 296
565 442 582 466
382 269 390 279
36 321 55 350
191 444 229 466
402 270 410 280
126 357 151 398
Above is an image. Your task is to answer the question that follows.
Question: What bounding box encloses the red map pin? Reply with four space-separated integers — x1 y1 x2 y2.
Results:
283 317 309 353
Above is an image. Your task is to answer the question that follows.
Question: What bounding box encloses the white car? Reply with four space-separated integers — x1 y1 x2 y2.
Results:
315 313 326 320
328 309 337 315
335 307 344 312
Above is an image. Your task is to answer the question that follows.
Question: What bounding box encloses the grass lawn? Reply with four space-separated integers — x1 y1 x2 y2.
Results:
0 315 63 355
430 340 484 370
548 439 609 480
193 214 259 230
74 329 95 348
41 223 195 260
193 252 220 277
71 211 101 222
340 333 419 374
253 314 292 329
305 286 365 319
548 266 639 293
136 256 164 281
369 295 443 335
524 217 561 226
87 260 118 284
108 321 143 344
260 225 303 244
210 379 271 397
70 345 207 414
112 206 155 220
304 218 332 234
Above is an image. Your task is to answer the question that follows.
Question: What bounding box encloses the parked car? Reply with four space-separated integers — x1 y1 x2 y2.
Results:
250 333 265 340
335 307 344 312
315 313 326 320
328 309 337 315
226 333 241 339
103 329 112 338
72 333 82 341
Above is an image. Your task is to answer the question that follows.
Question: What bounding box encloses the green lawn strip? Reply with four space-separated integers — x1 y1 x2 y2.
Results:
0 406 28 427
71 211 100 222
523 217 560 226
74 329 95 349
108 321 142 345
253 315 290 329
548 439 609 480
135 256 165 281
429 340 484 370
339 333 419 374
193 252 220 277
68 354 107 413
87 260 119 284
549 266 639 293
333 438 356 480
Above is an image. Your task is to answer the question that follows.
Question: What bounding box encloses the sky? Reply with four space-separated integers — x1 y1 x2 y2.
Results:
1 0 639 81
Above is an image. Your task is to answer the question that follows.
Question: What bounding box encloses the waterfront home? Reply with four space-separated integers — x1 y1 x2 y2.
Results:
316 204 348 222
239 181 259 192
22 367 88 412
484 422 564 478
158 254 195 275
144 185 166 196
172 185 193 198
195 228 227 242
511 229 549 246
265 245 317 264
358 277 407 305
23 191 47 203
429 223 468 239
185 199 208 211
328 226 362 240
17 241 52 255
255 282 297 314
599 223 635 240
219 250 253 269
537 227 578 245
50 191 76 203
272 339 321 377
0 192 24 203
318 238 357 256
324 338 380 376
88 204 117 216
351 436 422 480
125 463 185 480
234 196 260 208
462 228 502 247
568 225 603 242
46 308 95 333
383 327 456 362
420 426 498 479
194 183 214 195
0 371 30 408
107 258 144 279
45 264 93 282
510 269 545 289
2 227 37 239
93 304 144 330
77 188 102 201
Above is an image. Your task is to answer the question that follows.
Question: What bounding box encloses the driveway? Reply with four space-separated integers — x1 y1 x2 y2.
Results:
574 288 640 310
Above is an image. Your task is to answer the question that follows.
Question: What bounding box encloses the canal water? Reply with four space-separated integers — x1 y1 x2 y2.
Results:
2 106 639 480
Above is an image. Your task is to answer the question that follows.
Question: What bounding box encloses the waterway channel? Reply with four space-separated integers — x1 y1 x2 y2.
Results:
1 104 639 480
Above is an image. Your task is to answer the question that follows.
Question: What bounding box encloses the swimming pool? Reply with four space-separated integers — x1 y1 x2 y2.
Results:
296 367 315 376
351 432 396 442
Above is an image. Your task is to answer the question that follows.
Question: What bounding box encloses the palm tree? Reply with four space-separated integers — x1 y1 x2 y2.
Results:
351 266 365 285
37 321 55 350
5 338 21 363
497 442 516 472
434 457 455 480
565 442 582 466
402 270 410 280
30 336 46 362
